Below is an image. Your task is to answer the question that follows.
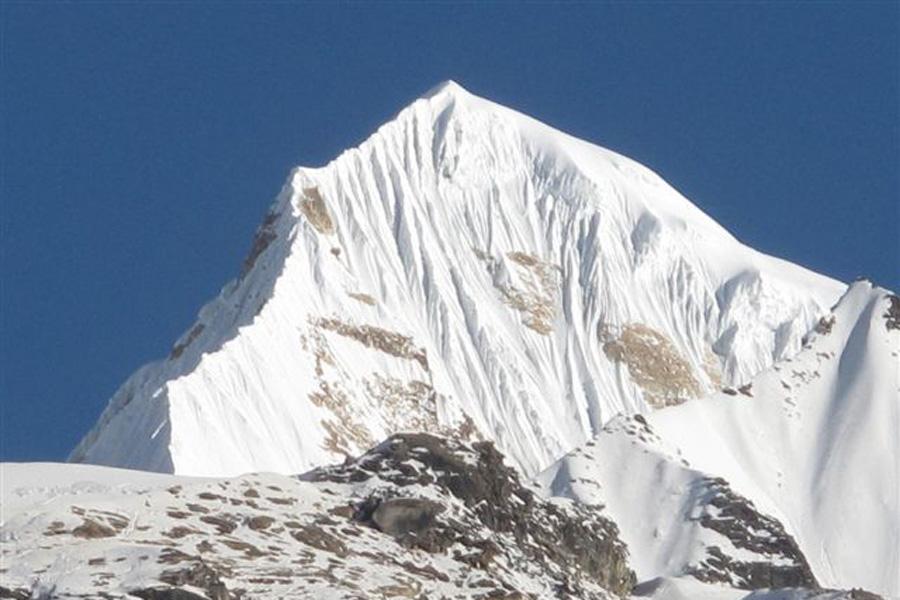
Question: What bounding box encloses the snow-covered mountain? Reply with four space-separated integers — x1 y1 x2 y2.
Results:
539 281 899 596
70 81 844 478
4 82 894 600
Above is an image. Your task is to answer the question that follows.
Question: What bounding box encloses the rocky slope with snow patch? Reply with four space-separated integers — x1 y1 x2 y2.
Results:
2 434 884 599
537 414 818 591
540 281 899 597
70 81 844 478
3 436 635 599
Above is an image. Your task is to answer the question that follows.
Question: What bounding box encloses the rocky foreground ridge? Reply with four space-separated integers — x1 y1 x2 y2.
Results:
1 434 886 600
3 435 634 599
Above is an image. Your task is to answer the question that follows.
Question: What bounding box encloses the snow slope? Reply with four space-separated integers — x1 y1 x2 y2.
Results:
540 282 899 596
70 81 845 477
2 437 883 600
2 436 636 599
538 413 819 590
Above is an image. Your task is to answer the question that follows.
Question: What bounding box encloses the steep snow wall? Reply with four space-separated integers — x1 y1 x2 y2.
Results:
71 81 845 477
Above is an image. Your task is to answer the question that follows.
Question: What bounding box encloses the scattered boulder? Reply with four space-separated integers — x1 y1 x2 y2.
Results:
246 515 274 531
129 589 211 600
370 497 444 537
154 560 231 600
289 523 348 557
72 518 116 539
199 515 237 535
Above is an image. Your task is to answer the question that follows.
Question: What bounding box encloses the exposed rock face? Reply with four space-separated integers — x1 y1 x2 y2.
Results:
240 210 280 278
298 317 473 461
314 318 428 370
688 477 818 590
815 315 836 335
600 323 702 407
538 413 821 594
347 291 376 306
304 433 637 597
843 589 886 600
631 578 884 599
169 323 206 360
298 186 335 235
884 294 900 330
475 249 561 335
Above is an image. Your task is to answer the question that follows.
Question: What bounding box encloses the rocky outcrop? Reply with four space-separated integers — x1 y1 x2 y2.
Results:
304 433 637 597
600 323 701 407
5 429 885 599
687 477 818 590
130 560 232 600
298 186 335 235
368 497 445 537
130 588 218 600
5 435 631 599
884 294 899 331
240 210 280 278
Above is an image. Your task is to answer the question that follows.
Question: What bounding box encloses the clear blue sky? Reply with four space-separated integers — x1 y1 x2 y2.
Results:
2 3 897 462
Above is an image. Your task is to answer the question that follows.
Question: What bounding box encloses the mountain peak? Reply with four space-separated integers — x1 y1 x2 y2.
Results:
71 87 844 480
421 79 470 100
8 78 895 600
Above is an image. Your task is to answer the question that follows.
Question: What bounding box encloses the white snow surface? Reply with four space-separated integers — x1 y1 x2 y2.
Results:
2 456 889 599
2 449 627 599
540 281 900 597
69 81 845 479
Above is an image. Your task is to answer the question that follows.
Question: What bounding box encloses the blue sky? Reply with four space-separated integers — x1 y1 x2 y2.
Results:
2 3 897 462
